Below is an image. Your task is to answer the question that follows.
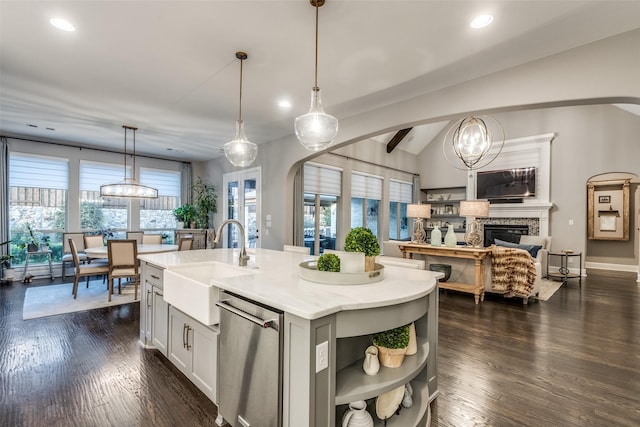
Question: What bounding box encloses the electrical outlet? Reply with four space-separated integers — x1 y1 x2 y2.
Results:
315 341 328 373
568 257 573 264
569 219 574 225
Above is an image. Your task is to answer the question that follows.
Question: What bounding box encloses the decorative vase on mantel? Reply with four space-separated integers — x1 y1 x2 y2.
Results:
444 224 456 247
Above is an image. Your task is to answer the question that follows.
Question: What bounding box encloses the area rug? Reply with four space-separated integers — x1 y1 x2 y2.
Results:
23 280 137 320
537 278 563 301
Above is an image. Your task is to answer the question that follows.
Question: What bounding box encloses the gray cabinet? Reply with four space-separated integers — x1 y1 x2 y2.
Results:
151 287 169 354
140 262 166 350
168 306 218 403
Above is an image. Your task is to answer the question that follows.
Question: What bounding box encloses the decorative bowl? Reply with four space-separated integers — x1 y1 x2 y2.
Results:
429 263 451 282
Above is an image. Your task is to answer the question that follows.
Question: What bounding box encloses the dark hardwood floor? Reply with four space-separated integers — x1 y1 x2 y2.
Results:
1 270 639 426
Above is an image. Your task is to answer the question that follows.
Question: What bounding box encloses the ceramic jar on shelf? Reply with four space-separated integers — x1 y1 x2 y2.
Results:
342 400 374 427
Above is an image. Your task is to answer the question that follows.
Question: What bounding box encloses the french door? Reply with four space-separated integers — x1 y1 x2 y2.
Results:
222 167 261 249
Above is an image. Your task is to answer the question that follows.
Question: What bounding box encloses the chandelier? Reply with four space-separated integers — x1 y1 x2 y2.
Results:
294 0 339 151
223 51 258 167
100 125 158 199
442 115 504 171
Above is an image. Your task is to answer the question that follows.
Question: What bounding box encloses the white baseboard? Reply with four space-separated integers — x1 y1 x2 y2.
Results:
585 261 639 273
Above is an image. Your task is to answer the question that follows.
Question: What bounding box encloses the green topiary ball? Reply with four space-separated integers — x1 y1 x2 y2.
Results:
344 227 380 257
372 324 410 349
317 253 340 272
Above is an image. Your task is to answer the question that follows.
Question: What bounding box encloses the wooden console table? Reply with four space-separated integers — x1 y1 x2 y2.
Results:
398 243 491 304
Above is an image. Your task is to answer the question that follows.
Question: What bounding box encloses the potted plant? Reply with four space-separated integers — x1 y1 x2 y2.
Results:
24 224 40 252
344 227 380 272
174 204 197 229
317 253 340 272
192 177 217 229
372 324 410 368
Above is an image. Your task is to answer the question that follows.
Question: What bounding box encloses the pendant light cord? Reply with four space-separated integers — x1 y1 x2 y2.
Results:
314 2 319 91
123 126 128 179
239 57 244 122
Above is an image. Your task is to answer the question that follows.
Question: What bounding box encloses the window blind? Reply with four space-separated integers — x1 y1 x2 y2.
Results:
80 161 129 191
140 168 180 197
389 179 413 203
352 172 382 200
304 163 342 196
10 153 69 189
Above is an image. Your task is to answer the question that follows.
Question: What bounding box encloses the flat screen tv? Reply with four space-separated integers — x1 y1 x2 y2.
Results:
476 167 536 200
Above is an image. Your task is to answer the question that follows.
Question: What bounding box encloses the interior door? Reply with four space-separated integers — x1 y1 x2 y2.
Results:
222 167 261 249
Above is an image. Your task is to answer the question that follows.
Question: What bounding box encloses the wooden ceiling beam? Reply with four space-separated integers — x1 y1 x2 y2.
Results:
386 128 412 153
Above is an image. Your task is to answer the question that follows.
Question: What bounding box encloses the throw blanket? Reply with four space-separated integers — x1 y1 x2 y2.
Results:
490 246 537 297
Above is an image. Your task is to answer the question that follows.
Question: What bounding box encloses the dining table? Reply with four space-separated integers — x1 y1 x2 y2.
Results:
84 243 179 259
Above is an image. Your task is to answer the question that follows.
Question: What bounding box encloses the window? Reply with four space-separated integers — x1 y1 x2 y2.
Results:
80 161 129 235
389 179 413 240
351 172 382 238
304 164 341 255
9 153 69 264
140 168 181 242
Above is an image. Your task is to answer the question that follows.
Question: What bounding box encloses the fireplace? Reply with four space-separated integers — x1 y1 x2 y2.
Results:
483 224 529 247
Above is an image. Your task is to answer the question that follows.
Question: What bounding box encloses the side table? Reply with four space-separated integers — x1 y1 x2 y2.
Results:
23 250 55 281
547 250 582 285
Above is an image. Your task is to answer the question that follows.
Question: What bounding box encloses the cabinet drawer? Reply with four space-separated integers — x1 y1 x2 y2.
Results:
145 264 164 288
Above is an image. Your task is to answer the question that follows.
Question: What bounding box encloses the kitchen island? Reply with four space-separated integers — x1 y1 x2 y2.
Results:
138 248 439 427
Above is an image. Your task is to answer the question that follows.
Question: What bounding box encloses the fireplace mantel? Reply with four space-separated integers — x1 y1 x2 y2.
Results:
487 202 553 236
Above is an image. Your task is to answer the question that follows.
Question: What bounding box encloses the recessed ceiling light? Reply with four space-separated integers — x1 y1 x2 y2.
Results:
278 100 292 109
470 14 493 29
50 18 76 32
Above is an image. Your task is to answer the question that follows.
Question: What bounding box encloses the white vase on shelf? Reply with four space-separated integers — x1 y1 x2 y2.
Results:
444 224 456 247
430 227 441 246
342 400 374 427
362 345 380 376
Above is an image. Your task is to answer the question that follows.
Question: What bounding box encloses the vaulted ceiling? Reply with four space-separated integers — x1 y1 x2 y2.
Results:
1 1 639 161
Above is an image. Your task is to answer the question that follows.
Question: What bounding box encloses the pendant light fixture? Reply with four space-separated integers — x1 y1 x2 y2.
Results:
294 0 338 151
442 115 505 171
100 125 158 199
223 51 257 167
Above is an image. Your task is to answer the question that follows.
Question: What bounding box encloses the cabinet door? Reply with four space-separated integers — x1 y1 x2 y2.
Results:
168 307 191 374
190 321 218 403
151 285 169 356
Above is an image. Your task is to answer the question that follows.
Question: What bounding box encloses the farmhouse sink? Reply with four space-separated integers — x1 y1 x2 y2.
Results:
163 262 257 325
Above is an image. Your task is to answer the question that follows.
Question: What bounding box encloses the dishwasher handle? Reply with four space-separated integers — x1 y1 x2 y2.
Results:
216 300 277 330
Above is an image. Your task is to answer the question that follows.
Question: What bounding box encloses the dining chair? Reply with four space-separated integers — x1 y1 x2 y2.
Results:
62 232 87 279
178 237 193 251
84 234 106 262
283 244 311 255
107 239 139 302
69 239 109 299
141 234 162 244
126 231 144 244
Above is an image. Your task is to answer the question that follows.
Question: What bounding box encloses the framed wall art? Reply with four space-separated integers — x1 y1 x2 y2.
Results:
587 178 630 240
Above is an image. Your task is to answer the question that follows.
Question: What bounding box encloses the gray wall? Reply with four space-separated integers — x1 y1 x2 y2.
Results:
418 105 640 267
196 29 640 269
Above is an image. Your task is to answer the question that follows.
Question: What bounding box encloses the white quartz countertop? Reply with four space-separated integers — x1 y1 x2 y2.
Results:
139 248 440 320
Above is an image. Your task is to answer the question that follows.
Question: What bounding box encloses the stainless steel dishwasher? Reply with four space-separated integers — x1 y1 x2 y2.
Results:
216 292 283 427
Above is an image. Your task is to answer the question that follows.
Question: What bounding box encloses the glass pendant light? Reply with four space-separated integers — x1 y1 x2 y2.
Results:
223 51 257 167
100 125 158 199
294 0 338 151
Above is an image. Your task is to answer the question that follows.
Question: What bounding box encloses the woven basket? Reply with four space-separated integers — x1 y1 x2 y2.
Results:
375 345 407 368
